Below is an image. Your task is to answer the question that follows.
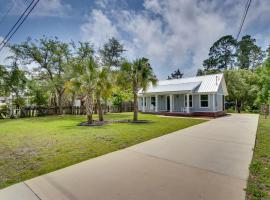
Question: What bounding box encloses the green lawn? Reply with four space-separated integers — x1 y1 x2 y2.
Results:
246 116 270 200
0 113 205 189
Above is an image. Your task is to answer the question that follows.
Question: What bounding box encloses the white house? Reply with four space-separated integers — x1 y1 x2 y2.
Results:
0 96 11 107
138 73 228 117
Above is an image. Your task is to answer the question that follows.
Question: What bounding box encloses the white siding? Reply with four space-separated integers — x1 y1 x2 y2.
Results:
173 94 184 112
158 95 167 111
191 94 214 112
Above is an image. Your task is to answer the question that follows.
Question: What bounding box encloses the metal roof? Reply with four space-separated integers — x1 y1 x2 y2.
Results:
139 73 228 95
139 81 201 94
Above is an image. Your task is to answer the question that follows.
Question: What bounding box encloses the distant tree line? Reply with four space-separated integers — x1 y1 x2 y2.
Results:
167 68 184 79
0 37 157 123
1 34 269 118
197 34 270 112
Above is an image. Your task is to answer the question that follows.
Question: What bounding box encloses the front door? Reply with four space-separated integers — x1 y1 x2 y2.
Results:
167 96 170 111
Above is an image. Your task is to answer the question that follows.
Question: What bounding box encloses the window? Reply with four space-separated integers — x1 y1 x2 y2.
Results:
184 95 193 107
151 96 156 106
144 98 146 106
200 94 209 107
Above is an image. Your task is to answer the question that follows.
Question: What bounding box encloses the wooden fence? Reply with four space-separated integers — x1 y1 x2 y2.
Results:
0 102 134 118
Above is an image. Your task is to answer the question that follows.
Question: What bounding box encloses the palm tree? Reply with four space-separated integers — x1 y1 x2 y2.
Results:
120 57 157 121
71 57 98 124
95 67 112 121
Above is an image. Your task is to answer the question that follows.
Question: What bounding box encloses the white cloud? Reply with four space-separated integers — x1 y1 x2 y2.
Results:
143 0 163 13
95 0 109 9
80 9 119 47
80 0 270 78
244 0 270 28
0 37 13 66
11 0 72 17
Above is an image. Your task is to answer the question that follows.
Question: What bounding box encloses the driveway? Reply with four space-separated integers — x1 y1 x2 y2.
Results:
0 114 259 200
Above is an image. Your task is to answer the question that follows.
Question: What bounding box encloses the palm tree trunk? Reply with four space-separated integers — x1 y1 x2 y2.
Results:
133 92 138 121
97 94 104 121
87 114 93 124
85 93 93 124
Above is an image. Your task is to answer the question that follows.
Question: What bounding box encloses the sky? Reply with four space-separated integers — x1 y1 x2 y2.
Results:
0 0 269 79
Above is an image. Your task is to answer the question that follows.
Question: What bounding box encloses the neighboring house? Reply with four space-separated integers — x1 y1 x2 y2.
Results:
138 73 228 117
0 96 11 106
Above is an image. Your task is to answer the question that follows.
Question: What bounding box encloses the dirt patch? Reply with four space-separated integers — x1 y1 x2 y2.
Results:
130 120 152 124
78 120 110 126
78 119 152 126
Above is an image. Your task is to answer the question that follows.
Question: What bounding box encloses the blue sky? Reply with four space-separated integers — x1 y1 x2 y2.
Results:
0 0 270 79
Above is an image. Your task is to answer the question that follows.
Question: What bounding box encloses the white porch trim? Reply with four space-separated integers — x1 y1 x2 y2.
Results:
169 94 173 112
142 96 145 112
155 95 158 112
186 94 190 113
212 94 216 112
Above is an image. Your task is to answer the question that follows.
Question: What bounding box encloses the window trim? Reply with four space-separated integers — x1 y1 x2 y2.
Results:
200 94 209 108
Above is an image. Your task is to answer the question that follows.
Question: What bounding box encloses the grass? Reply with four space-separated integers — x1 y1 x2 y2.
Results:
246 116 270 199
0 112 205 189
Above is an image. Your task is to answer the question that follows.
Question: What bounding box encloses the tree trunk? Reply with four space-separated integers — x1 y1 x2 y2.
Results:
97 94 104 121
236 100 241 113
119 103 122 113
10 95 14 118
85 93 93 124
58 94 63 115
133 92 138 121
87 114 93 124
53 94 57 114
94 102 98 114
71 92 75 114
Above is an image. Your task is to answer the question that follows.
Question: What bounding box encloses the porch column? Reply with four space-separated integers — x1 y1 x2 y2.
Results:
213 94 216 112
155 95 158 112
186 94 190 113
142 96 145 112
170 94 173 112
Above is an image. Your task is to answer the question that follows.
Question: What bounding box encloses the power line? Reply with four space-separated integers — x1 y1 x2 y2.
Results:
238 0 249 28
0 0 36 47
236 0 252 40
236 0 251 40
0 0 40 52
0 0 39 52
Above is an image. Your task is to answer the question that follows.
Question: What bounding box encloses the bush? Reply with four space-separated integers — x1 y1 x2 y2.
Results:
0 104 8 119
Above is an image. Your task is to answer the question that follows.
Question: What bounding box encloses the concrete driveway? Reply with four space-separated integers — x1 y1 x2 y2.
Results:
0 114 259 200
